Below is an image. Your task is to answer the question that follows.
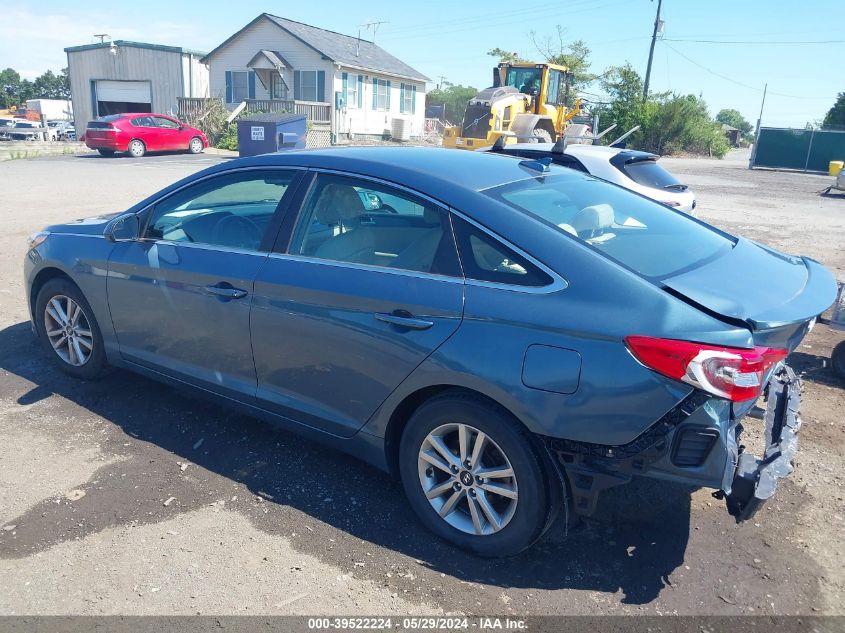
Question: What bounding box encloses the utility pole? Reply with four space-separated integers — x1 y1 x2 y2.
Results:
755 83 767 136
749 83 767 169
642 0 663 100
437 75 446 90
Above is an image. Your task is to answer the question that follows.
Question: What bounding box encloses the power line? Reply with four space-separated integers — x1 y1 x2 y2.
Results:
660 41 830 100
663 38 845 44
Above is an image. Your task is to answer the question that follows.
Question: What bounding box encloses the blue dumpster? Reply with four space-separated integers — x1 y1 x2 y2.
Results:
237 113 306 157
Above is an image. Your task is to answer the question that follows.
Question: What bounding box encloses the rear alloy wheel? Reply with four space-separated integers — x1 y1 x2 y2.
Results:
127 139 146 158
188 137 204 154
98 149 114 157
399 394 554 556
35 278 108 379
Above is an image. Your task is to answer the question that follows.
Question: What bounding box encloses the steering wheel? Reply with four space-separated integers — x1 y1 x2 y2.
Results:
212 215 262 249
379 204 398 214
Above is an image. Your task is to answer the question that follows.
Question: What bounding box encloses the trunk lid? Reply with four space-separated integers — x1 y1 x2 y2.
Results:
663 238 838 348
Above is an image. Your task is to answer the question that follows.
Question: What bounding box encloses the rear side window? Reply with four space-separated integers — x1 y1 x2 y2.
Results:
452 216 553 287
483 171 732 280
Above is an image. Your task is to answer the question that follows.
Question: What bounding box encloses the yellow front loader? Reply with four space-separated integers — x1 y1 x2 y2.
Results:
442 62 581 150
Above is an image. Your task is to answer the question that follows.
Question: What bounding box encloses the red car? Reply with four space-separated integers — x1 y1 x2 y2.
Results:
83 113 208 158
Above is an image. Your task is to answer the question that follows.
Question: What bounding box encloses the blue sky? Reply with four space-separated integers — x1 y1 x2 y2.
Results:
2 0 841 127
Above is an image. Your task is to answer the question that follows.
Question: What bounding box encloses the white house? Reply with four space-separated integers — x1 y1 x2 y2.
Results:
201 14 429 140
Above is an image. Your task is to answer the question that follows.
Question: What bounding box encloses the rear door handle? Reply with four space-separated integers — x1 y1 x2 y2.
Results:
375 311 434 331
204 283 248 299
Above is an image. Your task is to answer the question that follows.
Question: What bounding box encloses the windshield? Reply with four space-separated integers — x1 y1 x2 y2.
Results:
620 158 685 190
506 67 542 95
483 171 732 279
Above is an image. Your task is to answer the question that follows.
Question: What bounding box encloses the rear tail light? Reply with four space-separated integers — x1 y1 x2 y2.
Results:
625 336 788 402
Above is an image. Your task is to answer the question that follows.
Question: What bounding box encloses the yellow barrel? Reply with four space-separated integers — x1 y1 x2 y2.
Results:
830 160 844 176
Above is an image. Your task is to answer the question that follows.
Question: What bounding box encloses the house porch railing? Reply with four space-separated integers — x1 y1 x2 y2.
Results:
176 97 331 125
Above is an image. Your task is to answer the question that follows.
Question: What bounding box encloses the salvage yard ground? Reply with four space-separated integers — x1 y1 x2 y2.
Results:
0 148 843 615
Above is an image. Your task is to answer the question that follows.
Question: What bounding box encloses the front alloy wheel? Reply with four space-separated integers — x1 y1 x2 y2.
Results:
35 278 109 379
44 295 93 366
418 423 518 535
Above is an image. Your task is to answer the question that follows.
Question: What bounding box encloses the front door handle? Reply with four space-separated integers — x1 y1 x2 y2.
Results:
375 311 434 331
204 283 248 300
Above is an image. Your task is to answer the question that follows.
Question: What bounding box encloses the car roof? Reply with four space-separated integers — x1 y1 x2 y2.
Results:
502 142 657 161
216 146 565 193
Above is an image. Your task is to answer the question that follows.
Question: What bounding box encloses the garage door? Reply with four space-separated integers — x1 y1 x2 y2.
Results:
96 81 151 103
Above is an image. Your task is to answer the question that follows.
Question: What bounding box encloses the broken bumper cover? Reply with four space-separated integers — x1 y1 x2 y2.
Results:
723 365 801 521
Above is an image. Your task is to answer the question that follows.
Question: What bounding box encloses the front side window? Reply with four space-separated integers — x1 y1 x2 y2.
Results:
483 170 732 279
289 174 459 275
231 71 249 103
145 170 296 251
154 116 179 129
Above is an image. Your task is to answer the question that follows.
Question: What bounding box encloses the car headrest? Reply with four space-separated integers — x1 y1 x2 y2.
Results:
314 184 364 225
571 204 614 236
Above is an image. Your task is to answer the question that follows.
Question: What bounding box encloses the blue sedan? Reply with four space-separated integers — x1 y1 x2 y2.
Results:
23 147 837 555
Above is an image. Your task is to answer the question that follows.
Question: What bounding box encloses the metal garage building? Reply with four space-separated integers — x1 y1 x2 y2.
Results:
65 40 209 133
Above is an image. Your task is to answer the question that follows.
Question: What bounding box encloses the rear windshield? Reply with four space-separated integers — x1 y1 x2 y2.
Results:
618 158 685 190
87 115 123 128
482 171 732 280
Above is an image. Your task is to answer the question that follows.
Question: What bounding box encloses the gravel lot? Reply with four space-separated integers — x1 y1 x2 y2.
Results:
0 149 843 616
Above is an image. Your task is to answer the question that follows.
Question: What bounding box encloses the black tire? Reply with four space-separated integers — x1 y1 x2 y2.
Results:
188 136 204 154
399 392 554 556
98 149 115 157
832 341 845 381
531 128 553 143
35 278 109 380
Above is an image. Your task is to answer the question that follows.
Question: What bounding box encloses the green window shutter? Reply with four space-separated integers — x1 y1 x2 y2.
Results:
372 78 378 109
357 75 363 108
411 85 416 114
386 80 391 110
317 70 325 102
293 70 301 100
400 83 406 113
225 71 233 103
342 72 348 104
247 71 256 99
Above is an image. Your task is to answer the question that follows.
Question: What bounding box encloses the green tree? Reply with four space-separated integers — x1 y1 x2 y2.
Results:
822 92 845 130
32 69 71 99
486 48 528 64
715 108 752 135
0 68 22 109
530 27 596 94
425 83 478 125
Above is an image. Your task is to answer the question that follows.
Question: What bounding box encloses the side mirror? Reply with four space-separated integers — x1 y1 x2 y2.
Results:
105 215 140 242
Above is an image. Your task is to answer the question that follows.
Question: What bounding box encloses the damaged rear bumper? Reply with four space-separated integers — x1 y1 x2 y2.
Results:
721 365 801 521
542 365 802 521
